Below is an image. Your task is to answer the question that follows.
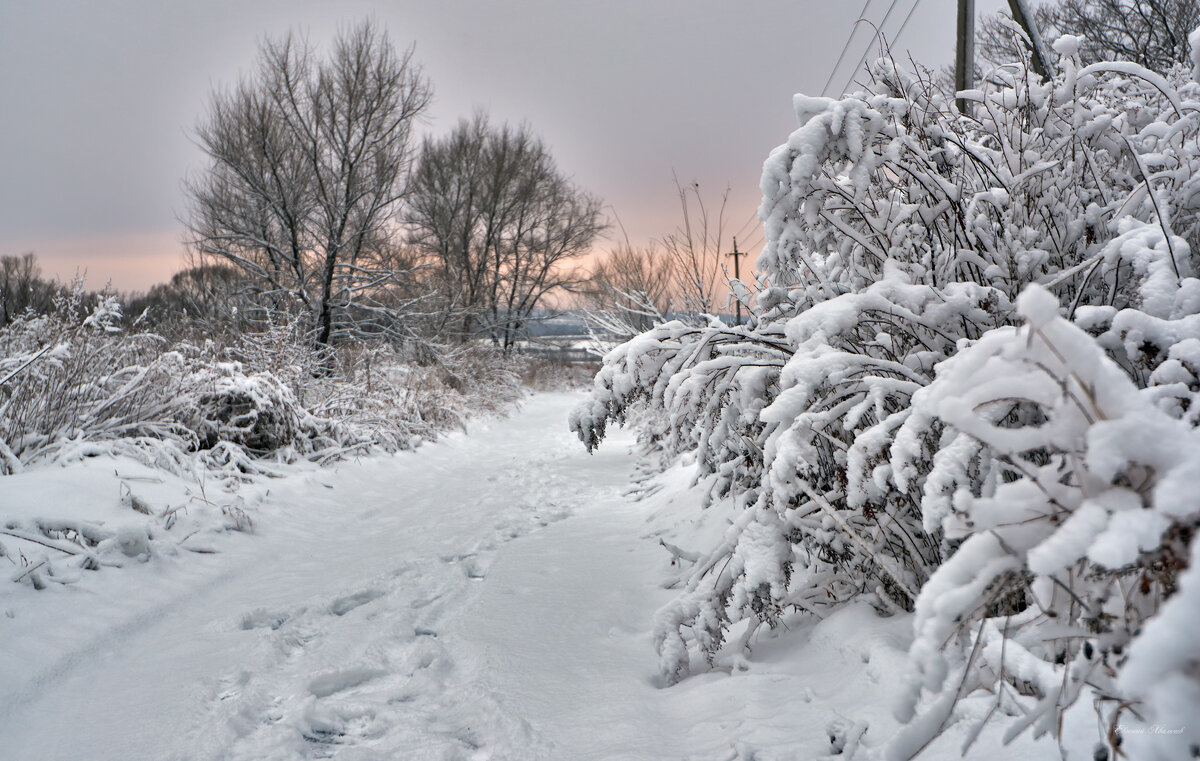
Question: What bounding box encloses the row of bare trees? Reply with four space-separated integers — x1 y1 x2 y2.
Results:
184 21 604 353
7 21 750 351
579 180 759 338
0 254 62 327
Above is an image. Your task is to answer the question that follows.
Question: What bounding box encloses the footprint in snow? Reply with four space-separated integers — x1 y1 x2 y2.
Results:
410 592 443 609
240 607 291 631
277 622 319 658
463 557 487 580
213 670 252 702
299 692 381 751
308 667 388 698
328 587 387 616
440 552 488 581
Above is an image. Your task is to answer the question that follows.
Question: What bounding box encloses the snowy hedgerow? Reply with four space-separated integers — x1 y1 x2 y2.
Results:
1 291 527 601
0 292 312 474
889 285 1200 758
1 288 520 477
574 29 1200 753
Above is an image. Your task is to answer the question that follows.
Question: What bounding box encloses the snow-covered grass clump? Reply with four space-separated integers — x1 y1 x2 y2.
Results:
1 454 262 594
573 36 1200 758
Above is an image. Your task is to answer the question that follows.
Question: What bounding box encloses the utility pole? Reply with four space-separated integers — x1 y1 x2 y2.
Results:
1006 0 1051 81
955 0 975 115
726 237 746 325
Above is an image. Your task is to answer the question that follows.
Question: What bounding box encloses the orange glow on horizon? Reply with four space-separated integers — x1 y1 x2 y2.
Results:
1 192 765 305
1 230 188 294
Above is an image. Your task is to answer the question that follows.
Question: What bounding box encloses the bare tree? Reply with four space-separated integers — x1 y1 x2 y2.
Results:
185 21 432 347
978 0 1200 73
580 242 676 334
405 113 605 351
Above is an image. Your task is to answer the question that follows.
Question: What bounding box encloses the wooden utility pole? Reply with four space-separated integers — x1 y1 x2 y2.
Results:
726 237 746 325
1006 0 1051 80
955 0 975 115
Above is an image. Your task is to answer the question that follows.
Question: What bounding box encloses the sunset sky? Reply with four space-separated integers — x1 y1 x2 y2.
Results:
0 0 1005 292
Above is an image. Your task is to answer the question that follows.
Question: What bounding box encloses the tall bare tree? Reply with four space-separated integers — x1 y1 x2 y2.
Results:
185 21 432 347
661 178 750 317
978 0 1200 74
405 113 605 351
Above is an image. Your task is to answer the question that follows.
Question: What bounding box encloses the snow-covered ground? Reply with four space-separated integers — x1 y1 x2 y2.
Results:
1 392 1068 760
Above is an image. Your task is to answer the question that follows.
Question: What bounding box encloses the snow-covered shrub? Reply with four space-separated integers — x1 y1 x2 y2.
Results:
0 311 313 474
889 285 1200 758
426 342 523 418
188 363 309 454
306 341 523 448
226 312 332 401
574 32 1200 751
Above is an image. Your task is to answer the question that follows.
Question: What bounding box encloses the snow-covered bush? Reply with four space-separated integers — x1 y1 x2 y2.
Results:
0 312 321 475
573 33 1200 754
310 340 521 443
1 287 522 476
890 285 1200 758
188 363 309 454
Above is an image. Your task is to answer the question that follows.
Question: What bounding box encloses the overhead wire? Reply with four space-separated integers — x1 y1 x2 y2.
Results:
740 232 765 254
893 0 925 43
836 0 925 98
735 0 923 271
820 0 876 97
738 0 926 267
836 0 904 97
731 207 760 243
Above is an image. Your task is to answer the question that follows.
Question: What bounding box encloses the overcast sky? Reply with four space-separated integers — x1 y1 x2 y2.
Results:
0 0 1005 291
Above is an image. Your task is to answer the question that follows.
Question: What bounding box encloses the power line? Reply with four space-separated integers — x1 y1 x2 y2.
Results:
836 0 903 96
893 0 925 47
820 0 876 97
731 207 759 242
740 234 765 256
858 0 926 91
837 0 923 98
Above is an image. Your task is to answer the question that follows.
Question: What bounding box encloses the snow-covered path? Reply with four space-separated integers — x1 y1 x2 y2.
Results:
2 392 1063 761
0 392 669 760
